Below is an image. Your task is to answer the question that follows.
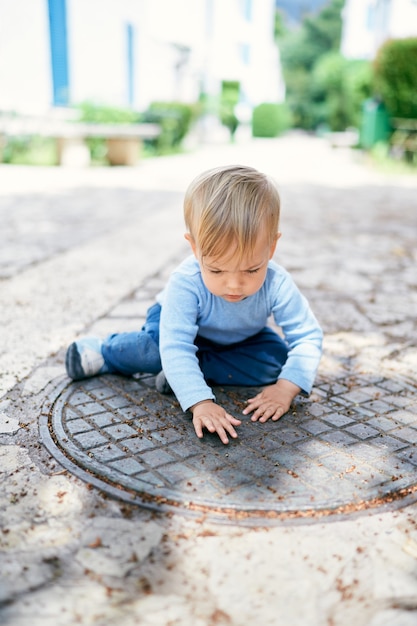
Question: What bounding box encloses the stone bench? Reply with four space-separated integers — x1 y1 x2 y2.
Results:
0 116 160 166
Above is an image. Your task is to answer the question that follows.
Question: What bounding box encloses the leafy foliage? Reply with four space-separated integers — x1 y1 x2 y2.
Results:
252 103 292 137
141 101 199 154
280 0 344 73
1 135 56 165
312 52 372 130
219 81 240 140
373 37 417 119
277 0 371 131
77 102 140 124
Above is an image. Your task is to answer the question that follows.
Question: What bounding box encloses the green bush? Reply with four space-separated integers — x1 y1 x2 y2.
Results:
373 37 417 119
141 101 199 154
77 102 140 124
252 103 292 137
344 60 373 128
220 81 240 139
1 135 56 165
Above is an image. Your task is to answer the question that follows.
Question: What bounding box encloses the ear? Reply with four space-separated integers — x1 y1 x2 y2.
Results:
184 233 198 256
269 232 281 259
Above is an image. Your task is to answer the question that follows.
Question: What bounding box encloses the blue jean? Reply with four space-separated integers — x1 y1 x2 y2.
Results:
102 303 289 386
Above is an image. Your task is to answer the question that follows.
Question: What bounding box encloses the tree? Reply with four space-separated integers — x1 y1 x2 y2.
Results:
373 37 417 119
278 0 347 129
312 52 372 130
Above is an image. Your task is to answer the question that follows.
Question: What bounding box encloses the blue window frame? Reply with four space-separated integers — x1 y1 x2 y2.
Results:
47 0 70 106
126 22 135 107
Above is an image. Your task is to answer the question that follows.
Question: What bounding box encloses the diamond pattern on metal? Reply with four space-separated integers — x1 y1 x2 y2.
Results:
42 372 417 523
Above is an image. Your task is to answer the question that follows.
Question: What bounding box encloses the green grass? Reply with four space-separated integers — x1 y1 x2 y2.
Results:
1 136 57 166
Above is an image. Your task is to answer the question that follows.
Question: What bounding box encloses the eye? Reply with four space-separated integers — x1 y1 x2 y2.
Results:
246 268 260 274
209 269 222 274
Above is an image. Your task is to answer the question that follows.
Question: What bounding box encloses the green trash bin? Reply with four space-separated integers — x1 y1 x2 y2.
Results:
360 99 391 149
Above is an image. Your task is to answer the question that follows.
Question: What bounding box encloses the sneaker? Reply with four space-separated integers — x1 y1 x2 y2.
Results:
155 371 173 395
65 336 109 380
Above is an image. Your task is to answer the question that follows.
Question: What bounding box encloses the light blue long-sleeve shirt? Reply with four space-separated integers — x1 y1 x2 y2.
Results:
158 256 323 411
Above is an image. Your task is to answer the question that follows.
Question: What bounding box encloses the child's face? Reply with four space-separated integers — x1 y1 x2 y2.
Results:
185 231 279 303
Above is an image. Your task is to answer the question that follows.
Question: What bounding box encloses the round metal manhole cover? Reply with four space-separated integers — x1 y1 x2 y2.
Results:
40 373 417 524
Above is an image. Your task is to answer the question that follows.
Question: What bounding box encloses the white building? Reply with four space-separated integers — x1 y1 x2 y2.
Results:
0 0 284 117
341 0 417 60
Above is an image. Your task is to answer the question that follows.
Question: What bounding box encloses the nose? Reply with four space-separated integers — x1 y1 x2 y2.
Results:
226 272 242 292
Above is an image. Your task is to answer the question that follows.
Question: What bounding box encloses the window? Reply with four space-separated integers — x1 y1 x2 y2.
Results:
239 0 252 21
126 23 135 107
47 0 70 106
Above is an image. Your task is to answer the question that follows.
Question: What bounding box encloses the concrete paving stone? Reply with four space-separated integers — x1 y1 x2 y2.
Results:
391 426 417 444
368 415 398 431
372 435 410 452
121 436 159 454
273 424 308 444
320 430 358 446
21 366 63 396
103 422 138 440
91 442 127 463
301 418 332 435
398 448 417 466
345 423 381 439
322 412 356 427
0 411 21 434
108 300 152 318
109 456 145 475
0 555 58 603
89 411 118 428
73 430 109 449
370 612 417 626
295 438 333 458
66 417 94 435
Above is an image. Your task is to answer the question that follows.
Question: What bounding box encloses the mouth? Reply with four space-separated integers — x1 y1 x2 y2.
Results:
224 294 244 302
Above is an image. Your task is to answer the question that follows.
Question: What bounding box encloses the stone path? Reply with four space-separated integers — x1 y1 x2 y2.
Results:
1 134 417 625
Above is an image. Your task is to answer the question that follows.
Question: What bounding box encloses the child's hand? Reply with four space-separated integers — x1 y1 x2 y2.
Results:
191 400 241 445
242 379 300 423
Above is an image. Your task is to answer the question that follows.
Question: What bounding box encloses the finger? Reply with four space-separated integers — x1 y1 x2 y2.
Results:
242 394 261 415
245 395 261 403
250 409 263 422
223 422 239 439
256 405 286 423
193 417 217 437
242 401 260 415
218 416 239 440
251 404 275 423
193 419 204 438
226 413 242 425
249 402 268 421
204 420 217 434
214 424 230 445
258 406 277 423
271 407 285 421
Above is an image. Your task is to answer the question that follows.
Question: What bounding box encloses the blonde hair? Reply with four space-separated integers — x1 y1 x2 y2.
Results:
184 165 280 261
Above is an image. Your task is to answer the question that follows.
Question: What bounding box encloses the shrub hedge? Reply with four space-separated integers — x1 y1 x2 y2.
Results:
252 103 292 137
141 101 199 153
373 37 417 119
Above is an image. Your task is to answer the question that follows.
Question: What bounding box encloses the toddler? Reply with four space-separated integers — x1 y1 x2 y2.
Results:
66 165 323 444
